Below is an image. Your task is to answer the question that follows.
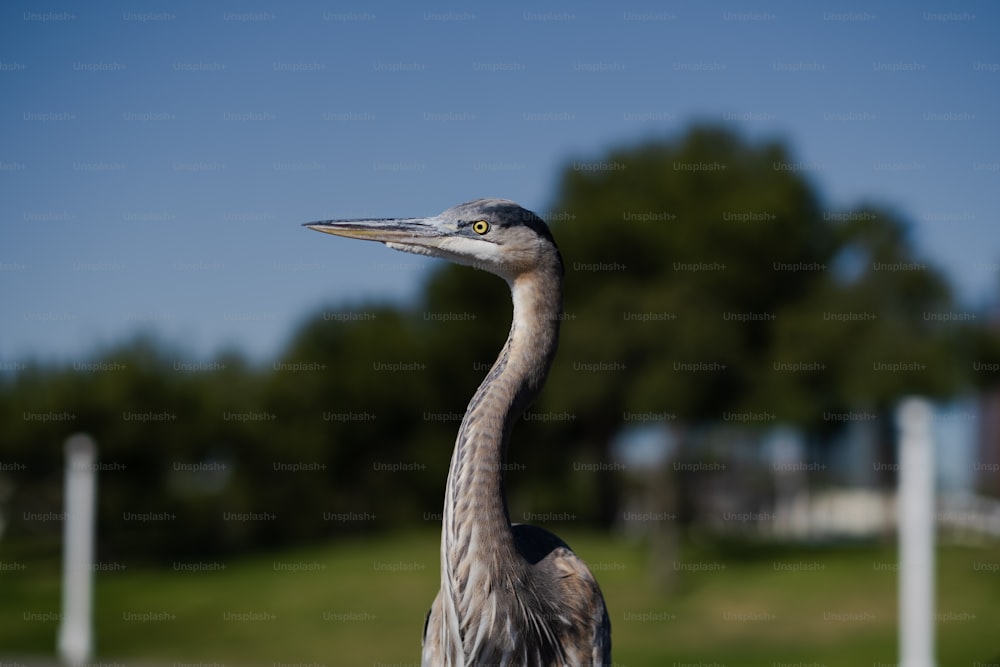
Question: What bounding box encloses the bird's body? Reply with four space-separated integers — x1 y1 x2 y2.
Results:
307 199 610 666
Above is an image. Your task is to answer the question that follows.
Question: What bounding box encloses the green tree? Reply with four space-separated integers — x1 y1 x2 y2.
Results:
539 127 966 521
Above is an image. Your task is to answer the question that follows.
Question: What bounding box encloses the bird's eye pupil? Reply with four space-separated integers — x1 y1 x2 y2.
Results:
473 220 490 235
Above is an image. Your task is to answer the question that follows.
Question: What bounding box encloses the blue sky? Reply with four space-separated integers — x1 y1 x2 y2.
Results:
1 1 998 364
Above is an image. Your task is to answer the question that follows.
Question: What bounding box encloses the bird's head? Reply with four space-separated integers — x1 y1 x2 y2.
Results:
305 198 562 282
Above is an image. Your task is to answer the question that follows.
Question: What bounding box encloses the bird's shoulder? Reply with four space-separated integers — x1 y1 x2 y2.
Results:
511 524 600 586
511 523 612 665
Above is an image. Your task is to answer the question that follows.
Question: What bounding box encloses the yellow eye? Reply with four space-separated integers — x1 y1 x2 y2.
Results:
472 220 490 235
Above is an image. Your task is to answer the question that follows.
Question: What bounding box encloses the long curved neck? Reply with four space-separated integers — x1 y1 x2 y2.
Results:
440 263 562 612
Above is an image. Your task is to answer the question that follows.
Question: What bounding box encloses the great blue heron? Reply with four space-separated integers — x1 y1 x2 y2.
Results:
306 199 610 666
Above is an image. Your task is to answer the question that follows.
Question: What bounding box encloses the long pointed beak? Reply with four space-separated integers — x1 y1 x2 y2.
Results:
303 216 446 246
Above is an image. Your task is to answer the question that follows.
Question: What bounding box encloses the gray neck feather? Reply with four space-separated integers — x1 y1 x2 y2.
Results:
439 260 563 627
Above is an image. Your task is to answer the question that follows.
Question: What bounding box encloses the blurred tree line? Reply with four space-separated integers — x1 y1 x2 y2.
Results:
2 126 999 563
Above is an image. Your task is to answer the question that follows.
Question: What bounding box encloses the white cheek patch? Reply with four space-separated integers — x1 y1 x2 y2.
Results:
383 235 517 279
437 236 504 268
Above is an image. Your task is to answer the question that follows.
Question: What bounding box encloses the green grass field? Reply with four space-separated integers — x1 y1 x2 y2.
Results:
2 531 999 666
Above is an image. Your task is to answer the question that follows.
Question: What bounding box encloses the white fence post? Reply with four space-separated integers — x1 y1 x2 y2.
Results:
897 398 936 667
57 434 97 665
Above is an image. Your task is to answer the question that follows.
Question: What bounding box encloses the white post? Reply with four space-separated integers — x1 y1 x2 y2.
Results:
897 398 935 667
57 434 97 665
